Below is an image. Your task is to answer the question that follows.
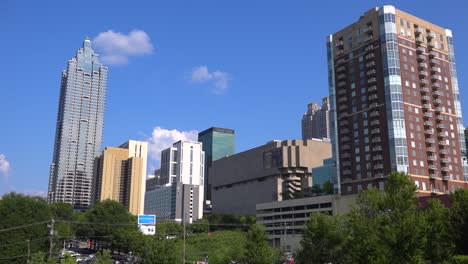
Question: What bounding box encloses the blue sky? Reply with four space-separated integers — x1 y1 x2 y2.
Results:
1 0 468 196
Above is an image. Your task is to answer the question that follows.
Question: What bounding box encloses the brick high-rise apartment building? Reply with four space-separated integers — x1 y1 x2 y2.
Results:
327 6 468 195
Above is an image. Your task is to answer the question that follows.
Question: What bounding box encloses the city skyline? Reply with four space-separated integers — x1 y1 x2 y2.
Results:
2 0 468 196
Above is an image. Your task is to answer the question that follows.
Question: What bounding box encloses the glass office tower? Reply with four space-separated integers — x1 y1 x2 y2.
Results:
198 127 235 201
48 38 108 210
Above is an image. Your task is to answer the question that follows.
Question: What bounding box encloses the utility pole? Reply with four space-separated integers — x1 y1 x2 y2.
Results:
26 239 30 263
49 219 55 260
183 213 186 264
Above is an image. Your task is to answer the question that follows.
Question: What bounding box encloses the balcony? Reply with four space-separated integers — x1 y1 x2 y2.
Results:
441 167 450 172
369 94 378 101
374 155 383 160
436 115 444 121
433 90 443 96
341 136 351 142
341 128 350 134
427 32 437 39
417 46 425 53
336 58 345 65
336 40 344 47
433 82 441 88
430 67 440 73
440 149 449 155
438 132 447 138
371 137 382 143
368 85 378 92
431 189 440 194
343 170 352 175
374 164 384 170
430 59 440 65
342 153 351 159
367 69 377 76
429 174 438 179
429 51 438 58
365 26 373 34
443 176 450 181
370 111 380 117
337 81 347 87
428 41 435 48
425 129 434 135
371 120 380 126
427 147 436 152
342 144 351 150
428 165 438 170
336 65 346 73
432 75 442 81
416 37 424 43
371 128 381 134
365 45 374 52
338 97 348 103
337 73 346 80
422 103 432 109
439 140 447 146
424 112 433 118
421 95 430 101
339 105 348 111
418 62 428 69
364 35 374 42
340 120 349 126
421 87 430 93
417 54 426 61
370 102 379 108
426 137 435 144
434 99 443 105
428 155 437 161
366 61 376 68
415 27 424 34
419 71 429 77
365 53 375 60
420 79 429 86
368 77 377 84
441 158 450 163
372 146 382 152
338 89 347 95
424 121 433 126
342 161 352 167
435 107 443 112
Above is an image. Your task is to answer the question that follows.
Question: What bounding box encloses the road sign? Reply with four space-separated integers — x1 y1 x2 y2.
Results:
139 225 156 235
138 214 156 225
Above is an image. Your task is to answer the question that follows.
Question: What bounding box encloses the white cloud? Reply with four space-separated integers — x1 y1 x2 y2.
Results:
93 29 154 65
190 66 231 94
0 154 10 179
147 127 198 167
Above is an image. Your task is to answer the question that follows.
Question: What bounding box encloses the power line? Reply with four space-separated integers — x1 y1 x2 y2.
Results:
0 220 50 233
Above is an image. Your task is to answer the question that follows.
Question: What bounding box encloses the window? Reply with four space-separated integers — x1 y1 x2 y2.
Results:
379 182 385 190
422 182 427 191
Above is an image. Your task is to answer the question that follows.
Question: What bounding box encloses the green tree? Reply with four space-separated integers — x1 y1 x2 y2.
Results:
29 251 47 264
62 252 75 264
296 212 346 264
244 224 274 264
190 218 209 233
424 198 454 263
75 200 137 253
0 193 51 264
142 238 180 264
449 189 468 255
94 249 113 264
346 172 426 263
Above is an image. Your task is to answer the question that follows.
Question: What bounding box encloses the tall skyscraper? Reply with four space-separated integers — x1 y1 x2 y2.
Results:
327 6 468 195
48 38 108 210
302 97 330 140
197 127 235 202
93 140 148 215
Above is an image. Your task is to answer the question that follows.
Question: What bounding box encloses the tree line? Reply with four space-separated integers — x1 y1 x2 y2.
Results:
295 172 468 264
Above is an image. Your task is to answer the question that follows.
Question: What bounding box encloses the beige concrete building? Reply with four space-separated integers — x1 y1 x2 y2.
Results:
256 194 357 252
211 139 331 215
93 140 148 215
